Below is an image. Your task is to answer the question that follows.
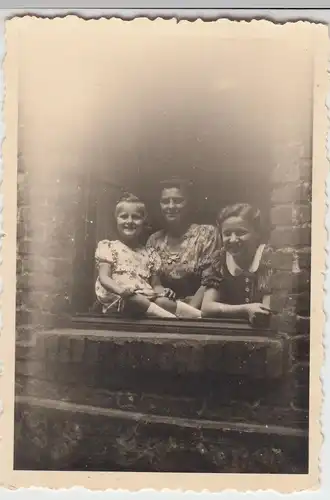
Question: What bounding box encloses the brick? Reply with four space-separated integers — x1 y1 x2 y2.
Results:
20 256 66 277
270 205 311 226
17 206 32 223
290 362 310 385
270 225 311 248
16 222 30 241
17 186 31 207
290 362 310 410
70 337 86 363
270 292 310 316
290 335 310 363
16 307 34 326
287 292 310 316
271 181 311 204
17 270 71 293
16 290 68 316
271 158 312 184
291 389 309 411
16 272 32 290
271 248 311 273
271 249 295 271
270 271 310 292
296 248 311 269
16 258 23 276
16 308 60 331
44 334 61 361
17 240 32 256
16 325 37 343
270 293 287 313
274 314 310 335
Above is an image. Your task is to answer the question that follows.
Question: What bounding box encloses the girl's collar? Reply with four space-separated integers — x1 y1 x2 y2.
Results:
226 244 266 276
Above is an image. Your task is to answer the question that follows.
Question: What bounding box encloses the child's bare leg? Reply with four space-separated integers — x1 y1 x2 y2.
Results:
175 300 202 318
126 294 176 318
155 297 201 318
125 294 150 315
156 296 202 318
155 297 177 314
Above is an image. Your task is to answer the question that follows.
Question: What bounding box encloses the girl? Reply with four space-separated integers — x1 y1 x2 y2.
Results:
95 193 202 319
201 203 274 325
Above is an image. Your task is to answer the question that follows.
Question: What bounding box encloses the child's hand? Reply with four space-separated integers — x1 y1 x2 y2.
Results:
119 286 136 298
245 303 271 324
163 288 176 300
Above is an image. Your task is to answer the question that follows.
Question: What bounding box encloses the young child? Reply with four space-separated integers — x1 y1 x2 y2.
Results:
95 193 202 319
201 203 273 325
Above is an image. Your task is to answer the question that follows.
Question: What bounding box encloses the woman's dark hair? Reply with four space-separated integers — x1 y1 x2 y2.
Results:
217 203 262 234
159 177 193 200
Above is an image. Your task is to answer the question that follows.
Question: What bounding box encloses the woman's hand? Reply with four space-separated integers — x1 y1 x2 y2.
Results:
245 303 271 325
163 288 176 301
119 286 137 298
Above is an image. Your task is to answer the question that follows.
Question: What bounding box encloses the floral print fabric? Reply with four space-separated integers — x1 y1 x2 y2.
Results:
95 239 162 313
146 224 219 299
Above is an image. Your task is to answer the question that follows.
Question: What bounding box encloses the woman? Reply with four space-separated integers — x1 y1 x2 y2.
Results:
146 178 219 309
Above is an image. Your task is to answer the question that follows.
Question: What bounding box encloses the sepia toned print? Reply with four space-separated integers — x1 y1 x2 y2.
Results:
0 17 328 491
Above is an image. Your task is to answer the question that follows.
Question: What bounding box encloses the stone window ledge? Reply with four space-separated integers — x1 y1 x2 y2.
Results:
16 320 289 380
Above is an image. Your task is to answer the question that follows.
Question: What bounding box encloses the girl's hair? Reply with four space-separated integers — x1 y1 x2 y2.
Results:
159 177 192 200
114 192 147 219
217 203 262 234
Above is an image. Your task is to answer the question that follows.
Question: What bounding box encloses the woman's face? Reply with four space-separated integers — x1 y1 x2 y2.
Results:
160 187 188 226
115 202 145 242
221 216 258 258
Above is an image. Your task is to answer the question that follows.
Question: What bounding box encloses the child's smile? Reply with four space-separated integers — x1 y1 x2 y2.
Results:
116 202 145 242
221 216 258 260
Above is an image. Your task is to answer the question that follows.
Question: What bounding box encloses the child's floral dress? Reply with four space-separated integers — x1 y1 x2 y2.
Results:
95 239 162 313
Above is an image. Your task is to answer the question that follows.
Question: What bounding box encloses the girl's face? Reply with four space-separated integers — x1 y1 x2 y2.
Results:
221 216 259 258
160 187 188 226
115 202 145 242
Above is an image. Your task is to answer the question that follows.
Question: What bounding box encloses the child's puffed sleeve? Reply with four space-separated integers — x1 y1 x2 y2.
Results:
201 249 225 290
258 245 274 295
148 248 162 276
95 240 115 271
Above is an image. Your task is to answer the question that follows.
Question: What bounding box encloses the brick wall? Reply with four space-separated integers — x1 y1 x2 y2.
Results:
270 147 312 413
16 153 89 342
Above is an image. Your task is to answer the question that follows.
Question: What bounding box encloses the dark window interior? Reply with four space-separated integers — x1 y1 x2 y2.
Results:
71 163 271 322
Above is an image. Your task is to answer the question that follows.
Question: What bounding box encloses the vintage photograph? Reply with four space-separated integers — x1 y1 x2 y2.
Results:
0 17 327 491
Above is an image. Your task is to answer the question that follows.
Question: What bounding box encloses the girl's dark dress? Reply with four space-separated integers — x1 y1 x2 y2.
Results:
201 244 274 304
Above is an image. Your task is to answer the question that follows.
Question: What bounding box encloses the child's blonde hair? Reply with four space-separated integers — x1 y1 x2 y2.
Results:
114 192 147 219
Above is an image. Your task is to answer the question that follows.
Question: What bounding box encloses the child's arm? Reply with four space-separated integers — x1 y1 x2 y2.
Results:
189 286 206 309
202 287 250 319
98 263 135 298
202 288 271 323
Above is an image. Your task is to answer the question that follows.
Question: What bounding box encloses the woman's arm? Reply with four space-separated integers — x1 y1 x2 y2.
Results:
150 274 166 295
262 294 271 309
202 287 249 319
150 274 176 300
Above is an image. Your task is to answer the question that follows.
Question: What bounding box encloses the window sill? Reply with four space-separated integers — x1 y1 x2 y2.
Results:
70 313 274 337
18 320 288 381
